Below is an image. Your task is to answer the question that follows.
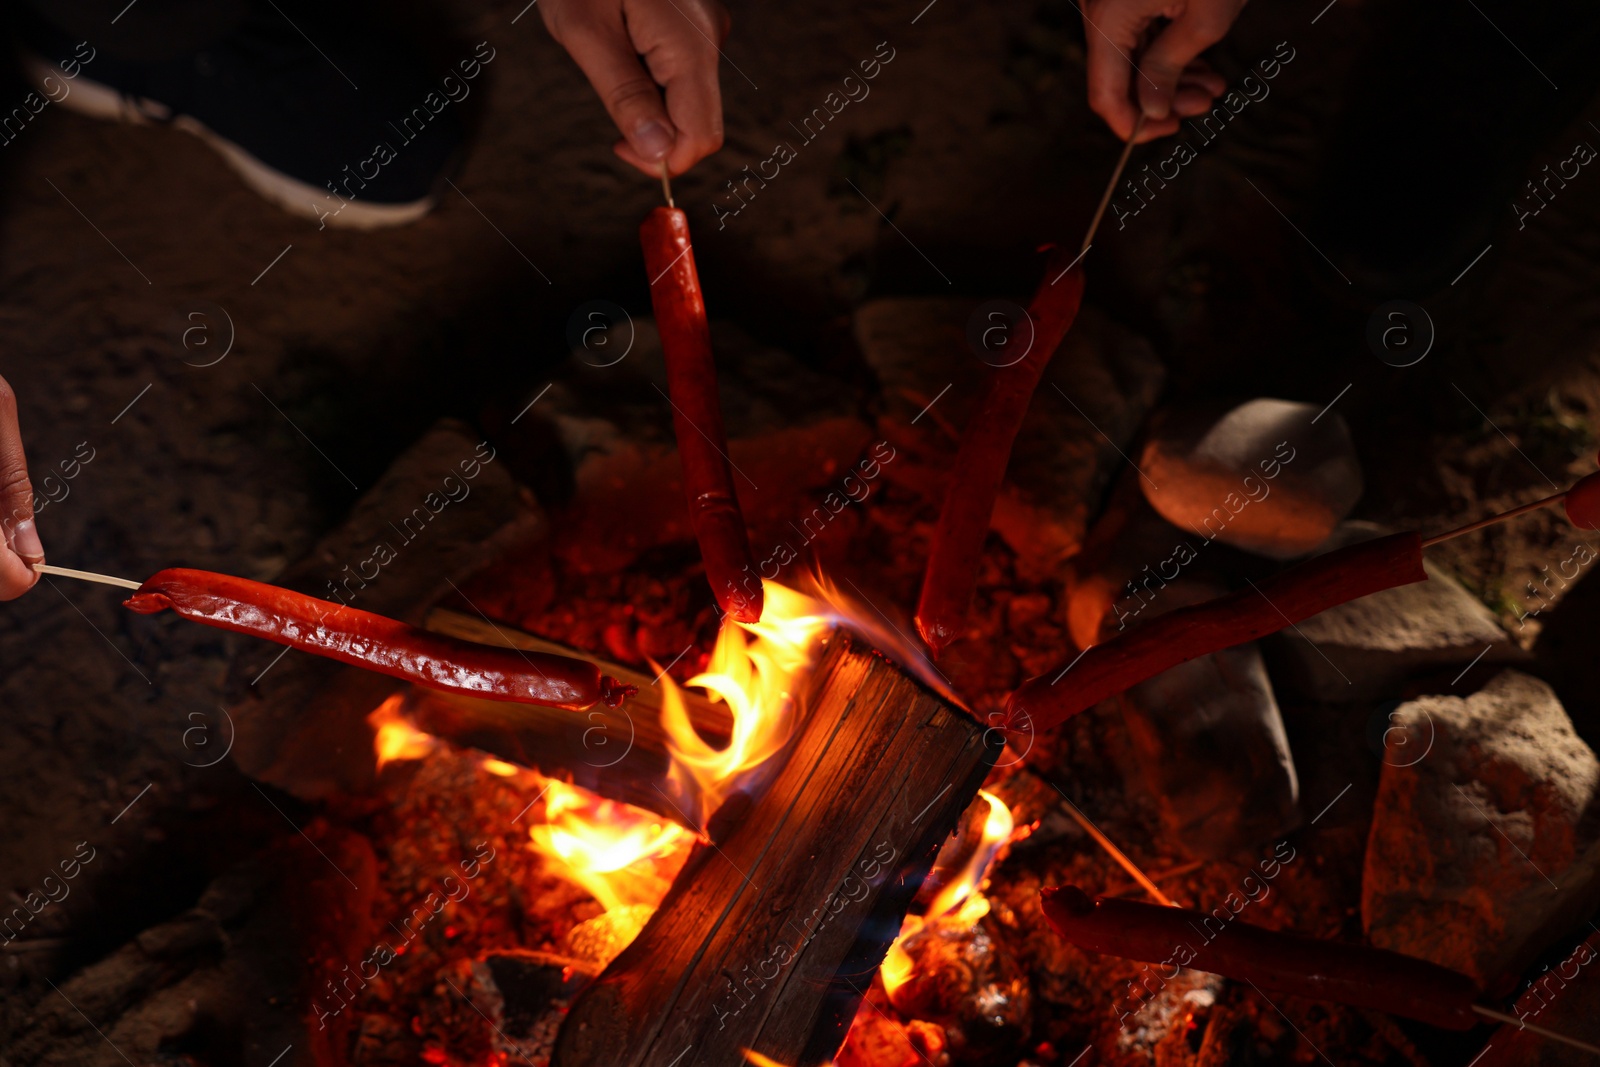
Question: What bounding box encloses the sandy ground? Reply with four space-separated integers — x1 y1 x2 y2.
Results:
3 0 1600 1054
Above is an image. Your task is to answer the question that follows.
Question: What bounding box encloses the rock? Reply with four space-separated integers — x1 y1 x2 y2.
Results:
1139 398 1363 559
1120 636 1302 860
1363 670 1600 986
1276 521 1523 702
854 297 1164 580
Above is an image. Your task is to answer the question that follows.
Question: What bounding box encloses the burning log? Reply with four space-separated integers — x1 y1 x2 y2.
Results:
396 607 731 829
552 631 1001 1067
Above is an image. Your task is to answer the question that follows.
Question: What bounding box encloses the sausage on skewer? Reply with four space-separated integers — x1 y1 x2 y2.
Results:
640 206 763 623
915 256 1086 654
1007 532 1427 732
1041 885 1479 1030
126 568 634 711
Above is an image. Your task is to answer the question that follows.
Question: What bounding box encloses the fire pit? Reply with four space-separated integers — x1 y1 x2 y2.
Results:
10 309 1600 1067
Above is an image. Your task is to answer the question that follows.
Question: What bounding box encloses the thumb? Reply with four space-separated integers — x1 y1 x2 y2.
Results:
554 20 678 165
1136 13 1230 120
0 378 42 595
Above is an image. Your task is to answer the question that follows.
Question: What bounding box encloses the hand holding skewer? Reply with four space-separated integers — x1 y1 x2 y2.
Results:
0 373 44 600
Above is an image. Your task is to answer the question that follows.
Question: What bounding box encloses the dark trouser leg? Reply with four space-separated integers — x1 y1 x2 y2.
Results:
18 1 248 61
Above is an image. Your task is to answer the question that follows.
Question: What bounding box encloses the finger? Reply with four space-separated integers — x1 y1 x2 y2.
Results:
1136 6 1235 121
0 377 41 600
617 0 727 175
1082 1 1155 140
655 44 725 173
1169 59 1232 117
545 11 678 169
1172 84 1218 116
1178 61 1227 98
1134 114 1182 142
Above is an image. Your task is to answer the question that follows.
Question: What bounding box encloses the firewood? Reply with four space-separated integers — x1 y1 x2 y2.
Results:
553 631 1000 1067
410 607 730 828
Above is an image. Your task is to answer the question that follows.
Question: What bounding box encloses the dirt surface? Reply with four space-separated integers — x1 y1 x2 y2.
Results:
4 0 1600 1060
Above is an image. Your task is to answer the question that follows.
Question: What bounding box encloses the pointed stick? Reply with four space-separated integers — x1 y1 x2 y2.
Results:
1472 1004 1600 1057
31 563 142 590
1058 793 1177 907
1422 489 1568 547
659 159 675 209
1080 112 1146 255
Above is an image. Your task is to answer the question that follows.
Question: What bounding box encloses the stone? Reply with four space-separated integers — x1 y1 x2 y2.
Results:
854 296 1164 580
1276 521 1524 702
1139 398 1363 559
1120 638 1302 860
1363 670 1600 987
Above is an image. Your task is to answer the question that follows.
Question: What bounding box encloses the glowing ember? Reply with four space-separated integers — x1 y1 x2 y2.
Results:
480 757 520 777
370 693 438 770
881 790 1014 997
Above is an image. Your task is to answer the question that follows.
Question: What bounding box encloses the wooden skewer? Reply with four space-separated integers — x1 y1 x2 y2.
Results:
659 159 675 209
1080 112 1147 255
1471 1004 1600 1057
1058 793 1177 907
31 563 143 590
1421 489 1568 548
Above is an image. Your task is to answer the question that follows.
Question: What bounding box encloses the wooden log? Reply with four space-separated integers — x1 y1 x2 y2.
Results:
552 631 1000 1067
407 607 731 829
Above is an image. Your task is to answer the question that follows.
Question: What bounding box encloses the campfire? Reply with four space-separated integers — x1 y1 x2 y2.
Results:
13 121 1600 1067
354 572 1024 1067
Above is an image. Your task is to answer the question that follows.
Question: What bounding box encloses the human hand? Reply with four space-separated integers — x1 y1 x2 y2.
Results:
0 374 43 600
541 0 730 176
1083 0 1244 142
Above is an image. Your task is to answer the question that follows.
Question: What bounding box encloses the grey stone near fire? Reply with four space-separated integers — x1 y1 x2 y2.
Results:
1120 641 1302 860
1363 670 1600 987
1139 397 1363 559
854 296 1165 579
1274 521 1523 702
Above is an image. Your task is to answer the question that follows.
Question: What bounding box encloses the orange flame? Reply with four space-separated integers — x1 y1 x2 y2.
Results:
658 582 837 827
370 693 438 770
881 790 1013 996
527 777 692 913
364 576 974 991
